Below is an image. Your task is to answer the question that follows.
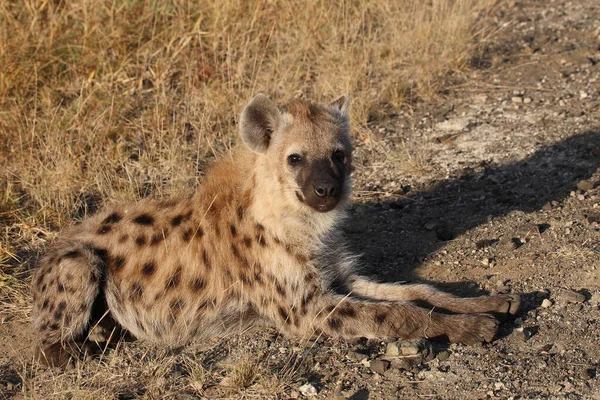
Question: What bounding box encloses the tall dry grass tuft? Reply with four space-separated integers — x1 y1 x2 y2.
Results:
0 0 493 228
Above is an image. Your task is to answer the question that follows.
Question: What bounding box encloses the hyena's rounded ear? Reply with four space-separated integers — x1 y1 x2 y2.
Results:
239 94 280 154
328 94 350 116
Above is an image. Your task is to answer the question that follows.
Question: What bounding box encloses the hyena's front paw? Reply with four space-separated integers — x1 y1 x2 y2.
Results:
446 313 499 345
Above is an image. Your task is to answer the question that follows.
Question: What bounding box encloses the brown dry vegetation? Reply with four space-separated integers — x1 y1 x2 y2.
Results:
0 0 495 397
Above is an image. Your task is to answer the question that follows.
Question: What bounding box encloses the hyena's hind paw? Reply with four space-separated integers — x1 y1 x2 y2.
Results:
445 313 499 345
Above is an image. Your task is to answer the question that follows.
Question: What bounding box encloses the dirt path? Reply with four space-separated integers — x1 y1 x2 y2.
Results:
2 0 600 398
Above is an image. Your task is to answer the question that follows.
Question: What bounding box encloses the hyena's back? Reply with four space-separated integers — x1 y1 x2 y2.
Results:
31 193 254 361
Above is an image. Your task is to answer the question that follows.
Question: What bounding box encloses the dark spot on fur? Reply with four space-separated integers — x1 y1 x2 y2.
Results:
301 292 315 314
97 225 111 235
91 247 109 265
328 317 342 330
150 232 163 245
118 234 129 243
63 249 81 259
170 298 186 313
42 299 49 310
102 212 122 224
278 306 289 323
375 312 387 325
133 213 154 225
256 223 265 232
240 272 253 287
254 270 264 285
79 302 87 311
171 211 192 227
57 282 65 293
135 235 147 246
196 226 204 238
41 284 47 292
130 282 144 300
113 255 126 271
243 236 252 248
295 253 309 264
53 300 67 320
337 305 357 318
257 234 267 247
229 224 237 237
166 266 182 289
190 276 206 292
237 206 244 220
49 323 59 330
182 228 193 242
141 261 156 276
231 244 241 260
275 282 286 297
202 250 211 269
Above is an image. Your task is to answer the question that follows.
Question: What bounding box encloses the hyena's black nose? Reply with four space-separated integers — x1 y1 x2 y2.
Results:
314 180 337 198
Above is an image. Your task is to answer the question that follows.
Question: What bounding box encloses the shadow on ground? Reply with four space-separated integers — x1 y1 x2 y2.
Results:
347 129 600 296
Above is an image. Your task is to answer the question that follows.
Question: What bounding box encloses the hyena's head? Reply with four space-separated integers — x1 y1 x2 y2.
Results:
240 94 352 214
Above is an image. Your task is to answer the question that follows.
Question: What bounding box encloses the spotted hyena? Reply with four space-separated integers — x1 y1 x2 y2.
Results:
31 94 520 366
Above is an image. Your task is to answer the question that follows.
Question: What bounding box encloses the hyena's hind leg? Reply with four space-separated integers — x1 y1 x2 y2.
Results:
31 242 106 367
349 277 520 317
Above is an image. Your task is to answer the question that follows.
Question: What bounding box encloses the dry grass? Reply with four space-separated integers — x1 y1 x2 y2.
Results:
0 0 495 397
0 0 494 228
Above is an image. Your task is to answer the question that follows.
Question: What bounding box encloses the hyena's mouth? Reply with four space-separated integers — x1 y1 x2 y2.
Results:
296 189 340 213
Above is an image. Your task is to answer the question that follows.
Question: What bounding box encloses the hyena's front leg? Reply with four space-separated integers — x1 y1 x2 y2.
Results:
348 277 520 316
282 294 499 345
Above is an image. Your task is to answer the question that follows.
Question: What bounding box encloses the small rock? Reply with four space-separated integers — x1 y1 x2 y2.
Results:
385 342 400 357
436 350 451 361
289 390 300 399
581 368 596 380
299 383 318 397
389 356 421 371
523 97 532 104
585 212 600 224
577 180 594 192
347 350 369 362
549 342 565 355
369 359 390 375
556 289 586 304
494 382 505 391
513 327 532 342
541 299 553 308
511 96 523 103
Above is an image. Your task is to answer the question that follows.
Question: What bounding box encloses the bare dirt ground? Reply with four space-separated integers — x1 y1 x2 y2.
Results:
2 0 600 398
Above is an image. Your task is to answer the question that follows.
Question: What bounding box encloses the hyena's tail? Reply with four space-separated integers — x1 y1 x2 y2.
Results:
31 241 106 367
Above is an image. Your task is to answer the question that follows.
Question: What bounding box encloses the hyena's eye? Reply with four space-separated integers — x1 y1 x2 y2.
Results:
288 154 303 165
333 150 345 162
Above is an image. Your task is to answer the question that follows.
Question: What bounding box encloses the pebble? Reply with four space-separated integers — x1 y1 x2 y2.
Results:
299 383 318 397
370 359 390 374
541 299 553 308
523 97 532 104
556 289 586 304
436 350 451 361
578 180 597 191
511 96 523 103
347 350 369 362
585 212 600 224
